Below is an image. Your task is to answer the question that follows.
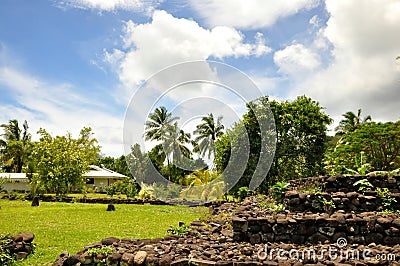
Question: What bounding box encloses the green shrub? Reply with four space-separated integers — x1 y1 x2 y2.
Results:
270 181 289 202
167 224 191 237
0 234 15 266
237 187 250 201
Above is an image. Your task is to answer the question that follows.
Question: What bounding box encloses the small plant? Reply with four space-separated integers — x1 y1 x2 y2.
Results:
167 223 191 236
376 187 397 210
345 151 371 175
353 178 374 193
258 201 286 213
237 187 250 201
0 234 16 266
270 181 289 202
86 246 115 265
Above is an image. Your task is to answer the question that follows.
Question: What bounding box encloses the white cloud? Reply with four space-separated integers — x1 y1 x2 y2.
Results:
106 10 272 91
189 0 320 29
58 0 158 12
0 67 125 157
274 43 321 76
291 0 400 125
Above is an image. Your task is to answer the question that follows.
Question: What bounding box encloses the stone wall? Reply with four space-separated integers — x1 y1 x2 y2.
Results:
1 232 35 260
233 211 400 245
284 190 400 213
288 175 400 193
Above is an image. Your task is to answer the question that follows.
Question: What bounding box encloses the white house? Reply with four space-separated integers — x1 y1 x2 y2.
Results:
0 165 128 192
84 165 128 189
0 173 30 192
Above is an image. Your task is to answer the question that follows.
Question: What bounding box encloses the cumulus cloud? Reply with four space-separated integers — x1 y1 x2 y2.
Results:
106 10 272 91
274 0 400 125
292 0 400 124
189 0 320 29
274 43 321 76
0 67 125 156
58 0 158 12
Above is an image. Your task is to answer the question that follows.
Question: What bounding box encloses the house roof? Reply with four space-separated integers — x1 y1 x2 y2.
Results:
83 165 128 179
0 173 28 181
0 165 128 181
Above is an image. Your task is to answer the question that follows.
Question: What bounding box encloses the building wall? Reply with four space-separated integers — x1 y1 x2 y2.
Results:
3 181 30 192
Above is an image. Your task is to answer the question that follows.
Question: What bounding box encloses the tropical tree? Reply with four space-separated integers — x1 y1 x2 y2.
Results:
144 106 178 180
30 127 100 196
165 122 192 163
194 113 224 159
335 109 371 135
325 121 400 175
215 96 332 192
0 119 32 173
145 106 178 142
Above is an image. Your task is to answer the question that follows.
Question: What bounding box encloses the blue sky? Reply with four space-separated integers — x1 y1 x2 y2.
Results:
0 0 399 156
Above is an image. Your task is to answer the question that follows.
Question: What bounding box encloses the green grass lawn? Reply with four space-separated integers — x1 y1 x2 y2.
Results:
0 199 207 266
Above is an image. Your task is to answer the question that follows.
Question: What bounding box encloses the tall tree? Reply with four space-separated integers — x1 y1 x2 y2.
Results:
144 106 178 180
325 121 400 175
194 113 224 159
30 127 100 195
335 109 371 134
0 119 31 172
215 96 332 192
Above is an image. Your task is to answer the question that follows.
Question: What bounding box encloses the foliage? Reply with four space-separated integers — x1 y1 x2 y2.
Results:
215 96 332 193
105 179 138 198
353 179 374 193
335 109 371 135
315 193 336 214
270 181 289 202
258 198 286 213
325 121 400 175
344 151 371 175
180 170 225 201
376 187 397 210
144 106 179 181
0 119 32 173
86 246 115 265
193 113 224 159
29 127 100 196
236 187 250 201
0 233 15 266
167 224 191 236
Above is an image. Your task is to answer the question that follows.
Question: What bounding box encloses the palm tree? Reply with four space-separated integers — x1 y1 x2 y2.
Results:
144 106 178 142
0 119 31 173
194 113 224 159
144 106 178 180
335 109 371 135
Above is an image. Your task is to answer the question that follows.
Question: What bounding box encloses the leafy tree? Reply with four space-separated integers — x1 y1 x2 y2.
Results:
193 113 224 159
325 121 400 175
0 120 32 172
335 109 371 135
30 127 100 195
95 156 115 171
215 95 332 193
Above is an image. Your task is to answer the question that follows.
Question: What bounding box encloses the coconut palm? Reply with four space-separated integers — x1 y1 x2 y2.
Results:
193 113 224 159
144 106 178 142
335 109 371 135
144 106 179 180
0 119 31 172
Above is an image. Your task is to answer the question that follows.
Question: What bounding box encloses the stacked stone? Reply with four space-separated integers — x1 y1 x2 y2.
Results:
232 175 400 247
1 232 35 260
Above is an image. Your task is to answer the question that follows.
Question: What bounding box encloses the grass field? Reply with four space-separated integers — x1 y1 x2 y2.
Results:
0 199 207 265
